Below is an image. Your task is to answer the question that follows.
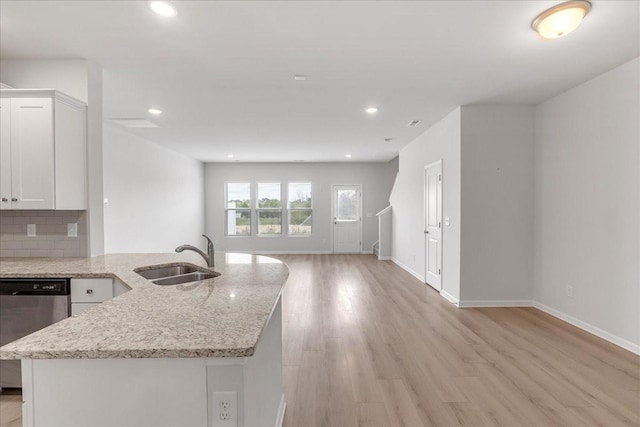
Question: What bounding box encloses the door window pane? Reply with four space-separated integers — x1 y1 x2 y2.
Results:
336 189 358 220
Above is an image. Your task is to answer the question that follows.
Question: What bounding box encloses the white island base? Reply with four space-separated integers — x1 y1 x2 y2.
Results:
21 299 285 427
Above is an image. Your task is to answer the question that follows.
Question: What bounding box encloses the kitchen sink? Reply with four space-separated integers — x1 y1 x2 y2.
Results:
136 265 199 280
135 263 220 286
152 272 217 286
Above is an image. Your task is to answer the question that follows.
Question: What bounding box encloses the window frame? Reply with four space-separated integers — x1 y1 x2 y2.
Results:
255 181 283 237
287 181 313 236
224 181 252 237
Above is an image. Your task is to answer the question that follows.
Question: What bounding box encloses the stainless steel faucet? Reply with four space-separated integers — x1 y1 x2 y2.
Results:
175 234 215 268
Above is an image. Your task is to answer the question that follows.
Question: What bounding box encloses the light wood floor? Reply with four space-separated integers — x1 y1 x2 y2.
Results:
276 254 640 427
1 254 638 427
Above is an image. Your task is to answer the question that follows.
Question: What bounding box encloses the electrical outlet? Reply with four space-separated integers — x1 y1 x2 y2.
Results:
27 224 36 237
566 285 573 298
212 391 237 427
68 223 78 237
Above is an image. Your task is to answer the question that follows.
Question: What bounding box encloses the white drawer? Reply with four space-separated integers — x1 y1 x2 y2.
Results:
71 302 101 316
71 278 113 303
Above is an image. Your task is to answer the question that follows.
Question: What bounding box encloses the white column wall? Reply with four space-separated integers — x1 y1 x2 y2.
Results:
390 108 462 301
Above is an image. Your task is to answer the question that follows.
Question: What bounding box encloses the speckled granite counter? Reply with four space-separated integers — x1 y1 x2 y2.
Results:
0 252 288 359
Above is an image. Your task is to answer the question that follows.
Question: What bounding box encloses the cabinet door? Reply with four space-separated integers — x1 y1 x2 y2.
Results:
10 97 55 209
0 98 11 209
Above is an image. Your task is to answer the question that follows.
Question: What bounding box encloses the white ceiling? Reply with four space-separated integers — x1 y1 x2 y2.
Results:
1 1 638 163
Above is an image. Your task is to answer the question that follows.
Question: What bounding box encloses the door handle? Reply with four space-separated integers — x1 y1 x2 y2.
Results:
424 230 428 234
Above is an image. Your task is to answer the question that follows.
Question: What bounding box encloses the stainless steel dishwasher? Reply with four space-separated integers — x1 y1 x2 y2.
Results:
0 278 70 388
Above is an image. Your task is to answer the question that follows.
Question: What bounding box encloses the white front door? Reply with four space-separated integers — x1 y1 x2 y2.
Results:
425 161 442 290
332 185 362 253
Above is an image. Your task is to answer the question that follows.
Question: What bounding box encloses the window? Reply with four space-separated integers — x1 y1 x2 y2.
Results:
257 182 282 235
288 182 312 235
225 182 251 236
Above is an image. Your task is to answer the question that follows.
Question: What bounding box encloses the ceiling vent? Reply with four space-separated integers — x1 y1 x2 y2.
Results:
407 120 421 127
383 137 394 142
110 118 159 128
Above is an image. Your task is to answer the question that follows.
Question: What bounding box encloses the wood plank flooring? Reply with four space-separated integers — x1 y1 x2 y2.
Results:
1 254 638 427
276 254 640 427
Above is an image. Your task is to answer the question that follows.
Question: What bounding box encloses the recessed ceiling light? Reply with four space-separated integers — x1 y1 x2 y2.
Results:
149 1 177 17
294 75 307 81
345 154 352 158
148 108 162 115
227 154 234 158
532 0 591 39
365 107 378 114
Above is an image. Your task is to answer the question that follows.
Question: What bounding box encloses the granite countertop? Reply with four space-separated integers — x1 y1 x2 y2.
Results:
0 252 288 359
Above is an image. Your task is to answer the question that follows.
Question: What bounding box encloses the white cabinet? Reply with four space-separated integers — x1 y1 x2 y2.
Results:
0 89 87 210
70 278 114 315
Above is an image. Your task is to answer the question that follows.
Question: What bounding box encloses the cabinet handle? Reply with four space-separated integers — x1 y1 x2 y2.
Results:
1 198 7 202
86 289 93 295
11 198 18 202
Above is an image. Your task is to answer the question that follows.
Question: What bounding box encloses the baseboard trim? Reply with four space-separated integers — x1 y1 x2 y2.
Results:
377 256 392 261
361 250 373 255
275 394 286 427
532 301 640 355
440 289 459 306
391 257 425 282
458 300 533 308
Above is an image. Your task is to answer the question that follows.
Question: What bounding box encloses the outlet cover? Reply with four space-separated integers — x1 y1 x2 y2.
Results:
68 223 78 237
566 285 573 298
27 224 36 237
212 391 237 427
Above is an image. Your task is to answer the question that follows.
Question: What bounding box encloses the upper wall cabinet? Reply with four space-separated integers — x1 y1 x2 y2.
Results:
0 89 87 210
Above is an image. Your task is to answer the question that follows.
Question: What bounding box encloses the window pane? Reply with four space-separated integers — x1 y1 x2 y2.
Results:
337 190 358 220
258 183 281 208
226 209 251 236
258 211 282 235
226 183 251 208
288 209 312 235
288 183 312 208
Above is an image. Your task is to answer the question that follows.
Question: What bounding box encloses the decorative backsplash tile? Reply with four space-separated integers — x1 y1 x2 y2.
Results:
0 210 88 258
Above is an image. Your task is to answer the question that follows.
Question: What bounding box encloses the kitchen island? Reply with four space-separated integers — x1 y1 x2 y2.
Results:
0 252 289 427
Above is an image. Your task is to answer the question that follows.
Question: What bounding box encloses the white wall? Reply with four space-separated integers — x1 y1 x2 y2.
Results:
0 59 88 102
103 125 204 253
534 57 639 350
0 59 105 255
390 108 461 300
460 105 535 304
204 161 397 253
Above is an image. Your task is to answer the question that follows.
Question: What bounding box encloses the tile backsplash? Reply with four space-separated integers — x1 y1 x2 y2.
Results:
0 210 88 258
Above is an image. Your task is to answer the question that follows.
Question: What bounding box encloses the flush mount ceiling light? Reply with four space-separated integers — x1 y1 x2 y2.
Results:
149 1 177 17
148 108 162 115
345 154 352 158
365 107 378 114
532 0 591 39
294 75 307 81
227 154 234 158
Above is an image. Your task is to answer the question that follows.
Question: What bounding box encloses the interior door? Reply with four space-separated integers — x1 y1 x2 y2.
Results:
332 185 362 253
424 161 442 290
